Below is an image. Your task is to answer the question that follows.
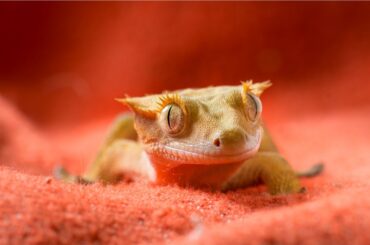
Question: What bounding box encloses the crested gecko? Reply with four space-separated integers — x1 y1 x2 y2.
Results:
56 81 323 194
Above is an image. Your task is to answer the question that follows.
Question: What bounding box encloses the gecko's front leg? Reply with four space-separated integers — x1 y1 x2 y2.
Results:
222 152 303 194
221 124 323 195
55 113 151 184
83 139 148 183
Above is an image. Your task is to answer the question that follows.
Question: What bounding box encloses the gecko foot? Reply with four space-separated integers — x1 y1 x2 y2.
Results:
296 163 324 178
54 165 93 185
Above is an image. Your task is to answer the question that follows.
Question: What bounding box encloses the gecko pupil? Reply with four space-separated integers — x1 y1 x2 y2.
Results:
167 105 173 129
247 93 258 119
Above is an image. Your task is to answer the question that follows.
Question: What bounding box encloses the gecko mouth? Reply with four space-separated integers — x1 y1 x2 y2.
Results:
145 132 261 165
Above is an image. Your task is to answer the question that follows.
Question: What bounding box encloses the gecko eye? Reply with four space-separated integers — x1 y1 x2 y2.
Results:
160 104 185 134
245 93 262 122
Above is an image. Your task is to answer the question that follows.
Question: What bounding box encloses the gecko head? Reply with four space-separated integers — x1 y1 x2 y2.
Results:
117 81 271 166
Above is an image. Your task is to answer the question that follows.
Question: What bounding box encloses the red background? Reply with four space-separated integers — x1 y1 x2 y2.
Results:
1 3 369 126
1 3 370 245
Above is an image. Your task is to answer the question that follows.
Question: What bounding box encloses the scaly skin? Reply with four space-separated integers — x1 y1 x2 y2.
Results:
55 81 323 194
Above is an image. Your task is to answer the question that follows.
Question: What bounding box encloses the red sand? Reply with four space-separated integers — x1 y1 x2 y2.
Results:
1 3 370 245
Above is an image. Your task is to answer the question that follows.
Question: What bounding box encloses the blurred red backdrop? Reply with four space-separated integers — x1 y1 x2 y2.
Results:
0 3 369 126
1 5 370 244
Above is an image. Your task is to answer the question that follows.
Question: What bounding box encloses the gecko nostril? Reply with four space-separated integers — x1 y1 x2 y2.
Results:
213 138 221 147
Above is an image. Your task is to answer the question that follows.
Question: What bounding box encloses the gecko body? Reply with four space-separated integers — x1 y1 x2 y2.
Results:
56 81 323 194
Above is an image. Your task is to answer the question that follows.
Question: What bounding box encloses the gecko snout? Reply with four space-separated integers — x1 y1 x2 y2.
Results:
212 129 247 150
